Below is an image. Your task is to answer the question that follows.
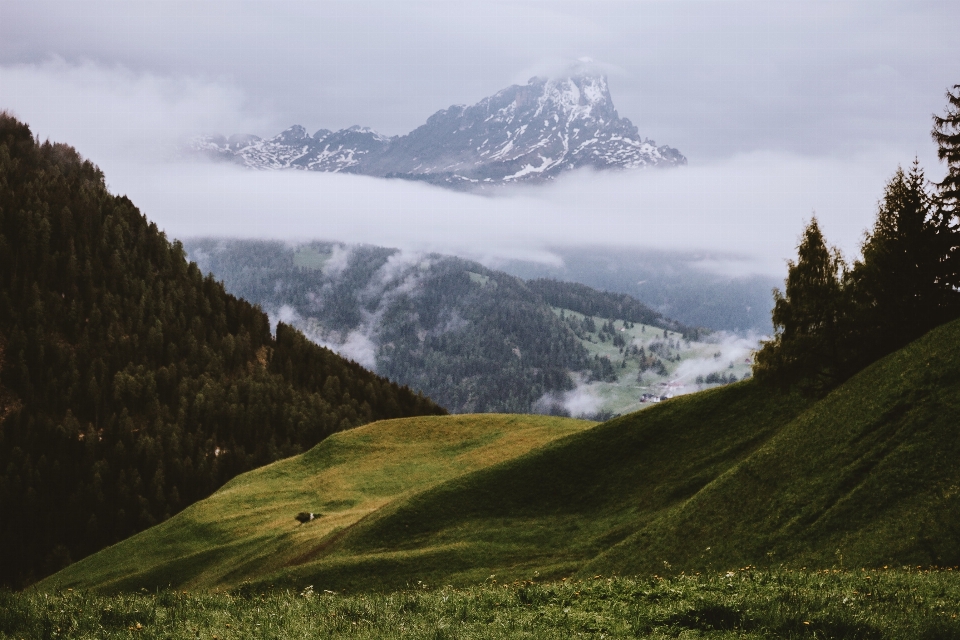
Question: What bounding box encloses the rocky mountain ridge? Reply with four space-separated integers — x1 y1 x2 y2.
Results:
193 75 685 188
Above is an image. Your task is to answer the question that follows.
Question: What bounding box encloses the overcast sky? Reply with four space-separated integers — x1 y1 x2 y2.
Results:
2 0 959 275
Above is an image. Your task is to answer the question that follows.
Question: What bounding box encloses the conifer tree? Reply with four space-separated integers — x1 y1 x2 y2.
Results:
933 85 960 219
753 218 845 392
932 85 960 297
849 162 952 361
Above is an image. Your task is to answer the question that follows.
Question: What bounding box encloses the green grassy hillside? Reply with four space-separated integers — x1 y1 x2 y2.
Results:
590 313 960 576
315 317 960 590
288 377 809 591
38 414 595 592
44 318 960 594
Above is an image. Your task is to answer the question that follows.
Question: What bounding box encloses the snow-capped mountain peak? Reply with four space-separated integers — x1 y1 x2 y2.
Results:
193 74 685 188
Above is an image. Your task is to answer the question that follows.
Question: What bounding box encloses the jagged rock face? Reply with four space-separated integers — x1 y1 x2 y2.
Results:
197 125 391 173
193 75 685 188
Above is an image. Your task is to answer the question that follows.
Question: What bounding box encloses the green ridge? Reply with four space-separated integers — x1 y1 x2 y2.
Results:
592 315 960 575
43 318 960 594
38 414 595 592
296 377 809 590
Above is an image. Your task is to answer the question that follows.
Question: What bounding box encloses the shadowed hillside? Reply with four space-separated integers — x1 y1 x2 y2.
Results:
37 414 596 592
0 115 443 587
44 315 960 594
319 317 960 589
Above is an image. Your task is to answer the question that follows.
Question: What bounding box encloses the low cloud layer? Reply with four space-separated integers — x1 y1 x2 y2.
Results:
533 382 602 420
107 148 936 279
2 60 951 278
672 333 761 383
267 303 379 369
260 249 438 370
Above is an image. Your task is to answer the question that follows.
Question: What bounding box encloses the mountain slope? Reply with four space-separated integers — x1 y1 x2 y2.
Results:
37 414 596 592
0 115 443 587
499 246 778 333
193 74 685 188
186 239 751 418
187 240 594 413
320 317 960 589
525 278 699 337
590 314 960 575
49 315 960 593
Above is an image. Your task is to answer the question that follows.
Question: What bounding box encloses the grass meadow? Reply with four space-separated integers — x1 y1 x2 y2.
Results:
39 415 596 592
28 320 960 638
8 568 960 639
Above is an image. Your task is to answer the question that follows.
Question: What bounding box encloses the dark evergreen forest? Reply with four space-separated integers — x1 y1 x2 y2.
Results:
754 86 960 394
0 115 444 587
187 240 595 414
525 279 699 339
185 240 701 414
374 262 589 413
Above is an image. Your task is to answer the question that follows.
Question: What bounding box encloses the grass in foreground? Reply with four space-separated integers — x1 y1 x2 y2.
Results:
9 569 960 639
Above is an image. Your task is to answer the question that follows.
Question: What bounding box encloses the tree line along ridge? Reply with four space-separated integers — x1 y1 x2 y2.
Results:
754 86 960 395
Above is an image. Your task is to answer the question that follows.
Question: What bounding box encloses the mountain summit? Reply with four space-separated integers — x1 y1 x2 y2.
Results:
194 75 685 188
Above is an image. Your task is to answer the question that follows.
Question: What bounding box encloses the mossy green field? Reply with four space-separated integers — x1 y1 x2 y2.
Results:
312 376 809 591
9 569 960 639
39 415 595 592
41 318 960 600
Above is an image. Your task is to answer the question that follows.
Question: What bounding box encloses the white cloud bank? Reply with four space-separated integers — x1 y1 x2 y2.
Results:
267 303 379 369
672 332 762 383
2 60 947 278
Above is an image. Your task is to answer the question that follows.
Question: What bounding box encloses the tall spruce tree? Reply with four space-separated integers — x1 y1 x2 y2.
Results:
755 87 960 393
932 85 960 297
933 85 960 219
753 217 845 393
848 162 947 362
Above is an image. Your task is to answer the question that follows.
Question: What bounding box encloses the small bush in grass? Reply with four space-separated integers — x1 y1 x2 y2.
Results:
294 512 316 524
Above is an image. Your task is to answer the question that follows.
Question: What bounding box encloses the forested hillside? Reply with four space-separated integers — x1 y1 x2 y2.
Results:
525 278 699 339
186 240 708 415
0 115 444 587
188 241 593 412
498 247 778 333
